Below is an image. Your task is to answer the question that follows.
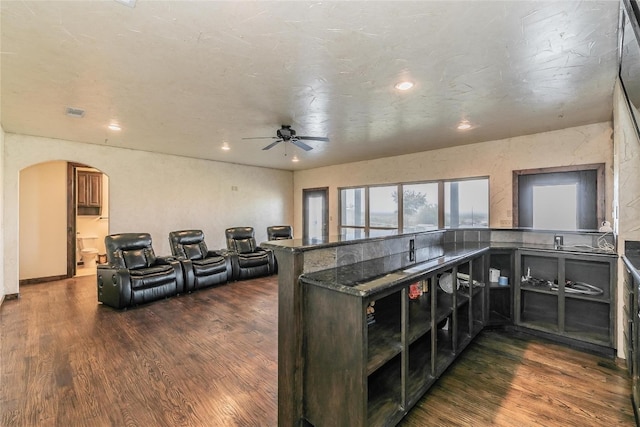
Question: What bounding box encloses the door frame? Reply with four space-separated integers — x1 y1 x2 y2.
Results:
66 162 82 278
302 187 329 241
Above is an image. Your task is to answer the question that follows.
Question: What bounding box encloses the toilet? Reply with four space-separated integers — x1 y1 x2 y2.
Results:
77 234 99 268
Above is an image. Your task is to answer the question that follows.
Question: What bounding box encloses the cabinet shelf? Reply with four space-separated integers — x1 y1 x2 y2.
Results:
435 329 455 375
488 250 514 325
367 325 402 375
520 281 610 303
302 251 488 427
407 332 435 402
520 283 557 295
367 292 402 375
515 249 615 353
367 354 403 426
435 292 454 323
456 293 470 308
408 295 433 344
490 282 510 289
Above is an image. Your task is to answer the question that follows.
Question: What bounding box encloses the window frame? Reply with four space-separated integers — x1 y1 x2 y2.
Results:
338 176 489 235
512 163 605 230
367 183 400 232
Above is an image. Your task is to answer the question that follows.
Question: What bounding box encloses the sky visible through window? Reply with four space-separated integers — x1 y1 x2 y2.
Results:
532 184 577 230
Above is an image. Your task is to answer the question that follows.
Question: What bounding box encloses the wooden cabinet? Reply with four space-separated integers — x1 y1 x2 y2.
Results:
77 171 102 215
622 261 635 374
514 249 616 355
622 256 640 419
301 254 486 426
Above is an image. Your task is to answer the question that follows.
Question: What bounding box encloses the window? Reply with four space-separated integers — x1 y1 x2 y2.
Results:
532 184 577 230
340 187 365 228
369 185 398 229
514 164 604 230
339 176 488 235
402 183 439 232
445 178 490 228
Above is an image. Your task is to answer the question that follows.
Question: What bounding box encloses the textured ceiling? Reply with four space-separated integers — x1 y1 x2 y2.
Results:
1 1 621 171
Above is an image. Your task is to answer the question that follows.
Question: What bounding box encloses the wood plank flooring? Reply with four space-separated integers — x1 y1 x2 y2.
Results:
1 275 278 427
399 331 635 426
0 275 636 426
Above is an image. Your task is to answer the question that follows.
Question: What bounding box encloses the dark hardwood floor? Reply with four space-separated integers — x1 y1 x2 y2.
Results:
0 275 635 426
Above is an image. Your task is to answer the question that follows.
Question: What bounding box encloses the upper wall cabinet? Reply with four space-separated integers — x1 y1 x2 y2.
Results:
77 171 102 215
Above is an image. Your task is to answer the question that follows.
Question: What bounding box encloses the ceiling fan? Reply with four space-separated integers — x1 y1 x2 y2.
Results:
242 125 329 151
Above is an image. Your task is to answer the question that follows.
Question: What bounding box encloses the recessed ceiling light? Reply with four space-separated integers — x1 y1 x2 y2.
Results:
395 81 414 91
221 142 231 151
457 120 472 130
114 0 137 8
292 156 299 162
108 123 121 131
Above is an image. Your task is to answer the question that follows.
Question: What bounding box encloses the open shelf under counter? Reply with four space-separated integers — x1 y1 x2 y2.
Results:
514 248 617 356
407 294 433 345
299 242 490 427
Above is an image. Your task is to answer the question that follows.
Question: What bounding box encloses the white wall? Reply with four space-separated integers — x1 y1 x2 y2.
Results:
613 79 640 358
613 81 640 239
19 161 67 280
293 122 614 236
3 133 293 295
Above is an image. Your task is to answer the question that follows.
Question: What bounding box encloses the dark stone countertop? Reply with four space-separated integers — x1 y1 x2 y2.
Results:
490 242 618 256
300 241 618 298
300 242 490 297
262 229 432 252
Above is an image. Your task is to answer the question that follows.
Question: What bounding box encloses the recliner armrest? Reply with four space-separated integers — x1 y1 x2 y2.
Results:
97 265 132 309
177 259 195 292
256 247 275 271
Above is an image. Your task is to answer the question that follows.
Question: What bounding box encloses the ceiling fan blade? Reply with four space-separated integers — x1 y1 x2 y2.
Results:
297 136 330 142
242 136 278 140
291 139 313 151
262 140 283 150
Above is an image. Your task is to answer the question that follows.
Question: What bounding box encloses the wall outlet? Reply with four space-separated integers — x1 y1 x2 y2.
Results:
409 238 415 261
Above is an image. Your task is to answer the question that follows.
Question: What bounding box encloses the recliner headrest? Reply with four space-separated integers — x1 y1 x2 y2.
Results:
267 225 292 240
169 230 207 260
169 230 204 245
225 227 255 240
105 233 156 269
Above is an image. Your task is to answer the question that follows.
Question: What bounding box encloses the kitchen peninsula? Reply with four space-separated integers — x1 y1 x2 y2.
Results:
264 228 617 427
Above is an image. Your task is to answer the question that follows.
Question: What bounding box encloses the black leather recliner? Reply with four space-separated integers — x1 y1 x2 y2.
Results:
169 230 232 291
97 233 184 309
266 225 293 273
225 227 275 280
267 225 293 240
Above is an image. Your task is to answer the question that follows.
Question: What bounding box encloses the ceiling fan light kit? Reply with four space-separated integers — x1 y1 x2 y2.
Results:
242 125 329 152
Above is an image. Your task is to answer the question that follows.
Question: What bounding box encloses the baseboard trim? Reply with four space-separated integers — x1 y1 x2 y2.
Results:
2 293 20 303
19 275 68 286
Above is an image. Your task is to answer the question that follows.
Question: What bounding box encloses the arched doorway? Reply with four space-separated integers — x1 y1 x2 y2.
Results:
18 161 109 284
69 162 110 277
